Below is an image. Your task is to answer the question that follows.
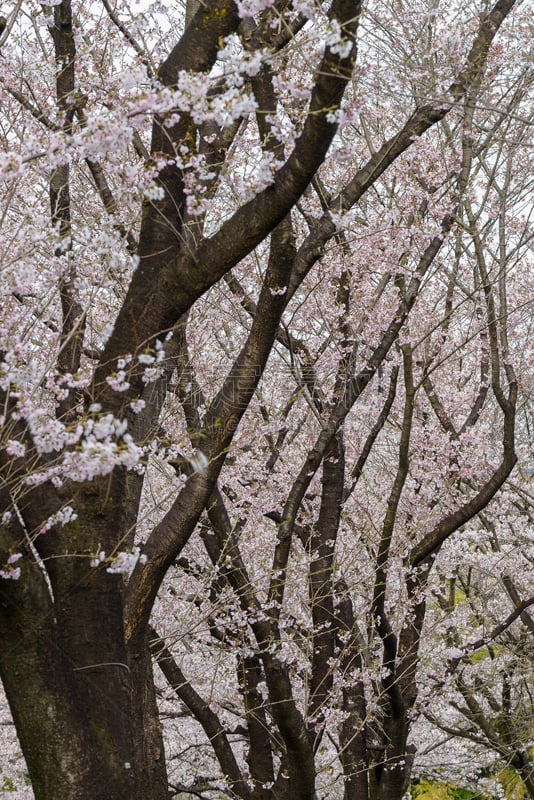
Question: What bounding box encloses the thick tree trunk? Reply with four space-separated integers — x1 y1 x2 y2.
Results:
0 583 97 799
1 578 168 800
1 474 168 800
0 569 137 799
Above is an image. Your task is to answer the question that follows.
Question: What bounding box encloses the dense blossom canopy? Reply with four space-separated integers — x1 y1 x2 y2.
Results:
0 0 532 797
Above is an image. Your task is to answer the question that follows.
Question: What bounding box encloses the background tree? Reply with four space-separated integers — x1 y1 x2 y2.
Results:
0 0 532 798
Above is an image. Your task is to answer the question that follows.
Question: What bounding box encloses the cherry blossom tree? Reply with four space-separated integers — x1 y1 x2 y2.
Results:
412 481 534 798
0 0 532 798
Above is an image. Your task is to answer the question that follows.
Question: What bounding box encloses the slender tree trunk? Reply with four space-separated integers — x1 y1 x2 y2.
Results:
128 633 170 800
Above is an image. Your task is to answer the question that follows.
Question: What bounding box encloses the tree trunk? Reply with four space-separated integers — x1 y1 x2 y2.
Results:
1 576 169 800
1 474 169 800
0 567 136 799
